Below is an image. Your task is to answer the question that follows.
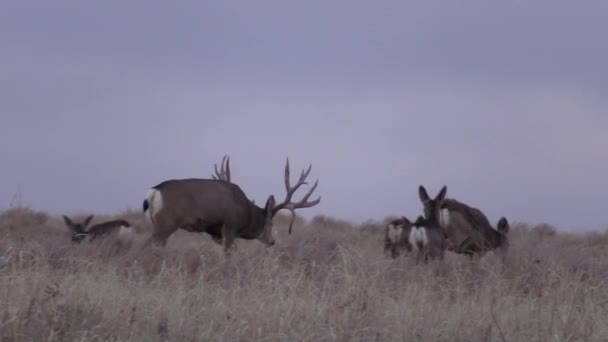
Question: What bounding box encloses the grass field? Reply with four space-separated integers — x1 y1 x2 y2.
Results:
1 207 607 341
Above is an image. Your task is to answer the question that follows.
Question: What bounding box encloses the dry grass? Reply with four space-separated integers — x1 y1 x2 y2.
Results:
1 207 607 341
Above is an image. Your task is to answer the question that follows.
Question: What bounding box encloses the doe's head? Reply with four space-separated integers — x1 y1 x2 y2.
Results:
62 215 93 243
418 185 447 224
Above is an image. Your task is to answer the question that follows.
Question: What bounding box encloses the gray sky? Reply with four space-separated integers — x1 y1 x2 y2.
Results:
1 1 607 231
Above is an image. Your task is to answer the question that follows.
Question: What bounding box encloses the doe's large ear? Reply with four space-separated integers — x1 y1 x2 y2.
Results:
497 217 509 234
265 195 276 215
419 186 430 203
62 215 73 227
436 185 447 201
83 215 94 227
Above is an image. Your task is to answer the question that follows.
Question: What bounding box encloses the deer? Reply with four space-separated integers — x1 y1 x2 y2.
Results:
142 156 321 254
384 216 414 259
62 215 134 244
408 214 447 264
418 185 509 259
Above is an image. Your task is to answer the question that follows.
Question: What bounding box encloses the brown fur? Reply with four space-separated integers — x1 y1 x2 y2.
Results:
143 179 276 255
441 197 509 257
142 157 320 255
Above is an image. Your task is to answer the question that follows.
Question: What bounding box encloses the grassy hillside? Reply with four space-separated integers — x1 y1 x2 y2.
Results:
0 207 607 341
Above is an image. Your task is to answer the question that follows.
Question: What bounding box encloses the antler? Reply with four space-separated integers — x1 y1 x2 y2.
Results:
211 155 231 182
272 158 321 234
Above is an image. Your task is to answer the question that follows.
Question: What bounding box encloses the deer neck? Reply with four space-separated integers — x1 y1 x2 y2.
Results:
426 212 441 229
241 205 267 239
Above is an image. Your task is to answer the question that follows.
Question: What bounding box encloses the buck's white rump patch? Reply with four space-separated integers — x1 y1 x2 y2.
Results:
440 209 451 227
145 189 163 222
387 224 403 243
409 226 428 250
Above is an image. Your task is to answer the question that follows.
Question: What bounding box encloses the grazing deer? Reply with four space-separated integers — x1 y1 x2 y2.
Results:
418 185 509 258
62 215 134 244
409 215 447 264
142 156 321 254
384 217 414 259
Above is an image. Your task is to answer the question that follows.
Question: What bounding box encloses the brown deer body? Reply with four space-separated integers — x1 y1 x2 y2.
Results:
143 157 320 254
62 215 133 244
419 185 509 258
384 217 414 259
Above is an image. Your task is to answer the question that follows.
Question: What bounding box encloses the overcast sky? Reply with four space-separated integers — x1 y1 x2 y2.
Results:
1 1 607 231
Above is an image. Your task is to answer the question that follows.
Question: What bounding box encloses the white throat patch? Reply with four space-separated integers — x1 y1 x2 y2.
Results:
409 226 429 250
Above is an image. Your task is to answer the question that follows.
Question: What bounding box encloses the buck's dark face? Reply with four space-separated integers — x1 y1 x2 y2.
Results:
256 195 276 247
62 215 93 243
418 185 447 224
497 217 509 235
495 216 510 248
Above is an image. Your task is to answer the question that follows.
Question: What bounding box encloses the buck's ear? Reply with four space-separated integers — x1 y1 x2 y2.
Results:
62 215 73 226
265 195 276 215
83 215 94 227
436 185 447 201
419 186 430 203
497 217 509 234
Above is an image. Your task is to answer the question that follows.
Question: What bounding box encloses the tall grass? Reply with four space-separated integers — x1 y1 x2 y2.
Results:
0 207 607 341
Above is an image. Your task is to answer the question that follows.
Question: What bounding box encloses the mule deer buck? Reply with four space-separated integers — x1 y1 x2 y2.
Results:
384 217 414 259
409 215 447 263
142 156 321 254
62 215 134 244
418 185 509 258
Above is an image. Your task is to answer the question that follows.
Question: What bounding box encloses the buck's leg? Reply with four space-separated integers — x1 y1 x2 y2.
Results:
221 224 237 256
146 230 172 247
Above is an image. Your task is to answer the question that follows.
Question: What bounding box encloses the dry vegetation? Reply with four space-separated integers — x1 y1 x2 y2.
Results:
1 207 607 341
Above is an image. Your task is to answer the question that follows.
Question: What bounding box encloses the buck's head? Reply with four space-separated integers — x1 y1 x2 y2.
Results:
418 185 447 224
213 155 320 247
497 217 509 235
256 195 277 247
62 215 93 243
